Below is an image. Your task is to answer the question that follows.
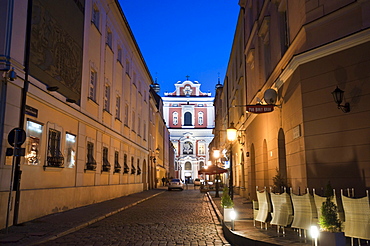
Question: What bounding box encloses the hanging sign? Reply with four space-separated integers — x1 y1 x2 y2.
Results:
246 104 274 114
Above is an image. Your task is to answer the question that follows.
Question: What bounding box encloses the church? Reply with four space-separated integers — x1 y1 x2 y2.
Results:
162 79 215 183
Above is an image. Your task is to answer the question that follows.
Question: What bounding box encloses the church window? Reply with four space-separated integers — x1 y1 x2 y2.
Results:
184 112 192 126
185 162 192 170
173 112 178 125
198 112 204 125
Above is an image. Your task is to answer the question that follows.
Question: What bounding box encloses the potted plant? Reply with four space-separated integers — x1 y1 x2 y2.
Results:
221 186 234 222
318 182 345 246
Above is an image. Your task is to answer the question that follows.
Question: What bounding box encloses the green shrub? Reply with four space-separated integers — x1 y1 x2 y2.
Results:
221 186 234 208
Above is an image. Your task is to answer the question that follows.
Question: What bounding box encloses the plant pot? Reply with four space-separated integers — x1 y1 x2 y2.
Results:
319 231 346 246
223 208 234 222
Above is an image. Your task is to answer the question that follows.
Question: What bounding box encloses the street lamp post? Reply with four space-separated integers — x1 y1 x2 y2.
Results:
227 123 237 200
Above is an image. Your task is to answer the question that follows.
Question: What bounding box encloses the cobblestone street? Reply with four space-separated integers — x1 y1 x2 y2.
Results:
39 188 229 246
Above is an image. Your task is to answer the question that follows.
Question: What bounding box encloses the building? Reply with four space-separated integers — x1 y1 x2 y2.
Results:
0 0 169 229
212 0 370 200
163 79 215 183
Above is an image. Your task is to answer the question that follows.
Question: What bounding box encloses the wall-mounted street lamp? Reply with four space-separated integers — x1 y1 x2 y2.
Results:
332 86 350 113
227 122 237 142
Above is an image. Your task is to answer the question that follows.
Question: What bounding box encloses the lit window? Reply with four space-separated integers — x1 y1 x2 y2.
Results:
198 143 205 155
65 133 76 168
25 121 43 165
47 129 64 167
104 84 110 112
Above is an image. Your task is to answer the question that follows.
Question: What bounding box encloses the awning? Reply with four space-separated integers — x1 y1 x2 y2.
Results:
198 165 228 175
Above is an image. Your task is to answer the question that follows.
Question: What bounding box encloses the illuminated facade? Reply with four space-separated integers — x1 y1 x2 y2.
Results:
0 0 167 228
163 80 214 182
212 0 370 200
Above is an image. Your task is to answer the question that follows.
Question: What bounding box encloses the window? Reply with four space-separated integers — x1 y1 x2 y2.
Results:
137 159 141 175
104 84 110 112
102 147 111 172
117 46 122 63
131 157 136 174
123 154 129 173
92 5 100 29
143 121 146 140
86 141 97 170
198 112 204 125
184 112 192 126
65 133 76 168
198 143 205 155
137 116 141 136
47 129 64 167
25 120 43 165
133 72 137 86
173 112 178 125
106 28 112 49
185 161 192 170
115 95 120 120
89 70 97 101
124 104 129 126
132 111 135 131
125 60 130 75
199 161 204 169
114 151 121 173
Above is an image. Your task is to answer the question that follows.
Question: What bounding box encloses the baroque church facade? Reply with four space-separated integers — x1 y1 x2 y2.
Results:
163 80 214 182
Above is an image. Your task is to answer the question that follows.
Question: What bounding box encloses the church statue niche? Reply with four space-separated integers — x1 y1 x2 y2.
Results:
183 141 193 154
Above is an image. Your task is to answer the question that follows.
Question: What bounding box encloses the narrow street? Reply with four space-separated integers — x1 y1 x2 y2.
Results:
39 188 230 246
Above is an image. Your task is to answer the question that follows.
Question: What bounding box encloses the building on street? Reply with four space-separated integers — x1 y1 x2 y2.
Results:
0 0 170 229
211 0 370 200
163 79 215 183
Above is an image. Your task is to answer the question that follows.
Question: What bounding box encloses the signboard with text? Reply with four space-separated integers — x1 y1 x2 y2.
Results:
246 104 274 114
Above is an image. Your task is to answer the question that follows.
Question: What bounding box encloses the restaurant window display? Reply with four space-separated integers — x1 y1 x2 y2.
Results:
25 120 43 165
65 133 76 168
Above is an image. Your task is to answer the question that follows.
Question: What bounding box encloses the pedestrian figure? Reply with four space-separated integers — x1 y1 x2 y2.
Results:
161 177 165 186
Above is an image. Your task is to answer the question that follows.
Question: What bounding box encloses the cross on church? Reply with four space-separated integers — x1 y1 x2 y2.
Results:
185 75 190 80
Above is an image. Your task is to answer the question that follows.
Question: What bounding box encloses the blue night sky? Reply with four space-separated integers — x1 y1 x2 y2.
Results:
119 1 240 96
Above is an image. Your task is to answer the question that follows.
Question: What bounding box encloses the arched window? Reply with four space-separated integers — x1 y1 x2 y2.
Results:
184 112 192 126
173 112 178 125
198 112 203 125
185 162 192 170
199 161 204 169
